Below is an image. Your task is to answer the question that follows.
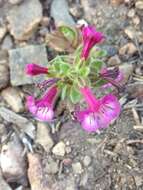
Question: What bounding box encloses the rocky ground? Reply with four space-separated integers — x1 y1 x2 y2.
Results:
0 0 143 189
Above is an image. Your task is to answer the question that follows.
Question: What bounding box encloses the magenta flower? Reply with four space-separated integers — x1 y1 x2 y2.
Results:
76 87 121 132
26 86 57 121
100 67 124 89
81 26 104 59
25 63 48 76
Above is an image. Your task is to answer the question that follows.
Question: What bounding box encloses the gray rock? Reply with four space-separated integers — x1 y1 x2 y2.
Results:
102 45 118 57
0 64 9 90
9 45 48 86
52 141 66 156
0 26 7 42
0 50 9 65
0 124 7 137
0 133 27 185
7 0 42 40
8 0 23 5
1 35 13 50
0 168 12 190
1 87 24 113
0 107 36 138
36 122 54 152
51 0 75 26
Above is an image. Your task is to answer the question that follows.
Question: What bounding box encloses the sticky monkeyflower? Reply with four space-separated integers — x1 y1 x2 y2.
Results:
81 26 104 59
100 67 124 89
76 87 121 132
26 86 57 121
25 63 48 76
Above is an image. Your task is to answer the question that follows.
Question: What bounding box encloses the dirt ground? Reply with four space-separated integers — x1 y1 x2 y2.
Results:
0 0 143 190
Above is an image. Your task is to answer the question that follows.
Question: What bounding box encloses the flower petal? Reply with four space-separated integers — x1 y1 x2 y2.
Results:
25 63 48 76
26 96 37 114
26 96 54 121
75 109 90 122
34 107 54 121
81 112 109 132
81 25 104 59
100 68 124 89
99 94 121 124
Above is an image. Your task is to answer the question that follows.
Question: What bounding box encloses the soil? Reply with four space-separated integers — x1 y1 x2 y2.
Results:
0 0 143 190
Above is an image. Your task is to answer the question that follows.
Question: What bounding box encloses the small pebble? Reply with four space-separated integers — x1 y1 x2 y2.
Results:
1 87 24 113
69 5 83 18
36 122 54 152
41 16 50 27
135 1 143 10
63 158 72 166
110 0 124 6
124 27 135 39
72 162 83 174
83 156 92 167
132 16 140 26
119 43 137 55
0 64 9 90
127 9 135 18
108 55 121 66
44 157 58 174
52 141 66 157
65 146 72 154
9 0 23 4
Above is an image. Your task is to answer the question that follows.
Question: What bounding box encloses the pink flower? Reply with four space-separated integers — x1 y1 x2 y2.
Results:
25 63 48 76
100 67 124 89
26 86 57 121
76 87 121 132
81 26 104 59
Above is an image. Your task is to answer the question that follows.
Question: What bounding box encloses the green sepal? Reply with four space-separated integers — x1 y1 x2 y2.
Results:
53 59 60 71
93 79 107 87
70 85 81 104
61 85 68 100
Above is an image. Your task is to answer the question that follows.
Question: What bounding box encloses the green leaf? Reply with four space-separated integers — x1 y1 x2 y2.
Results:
79 67 90 77
93 79 107 87
94 49 107 58
70 86 81 104
60 63 70 74
61 85 68 100
90 60 104 71
59 26 77 42
53 59 60 71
